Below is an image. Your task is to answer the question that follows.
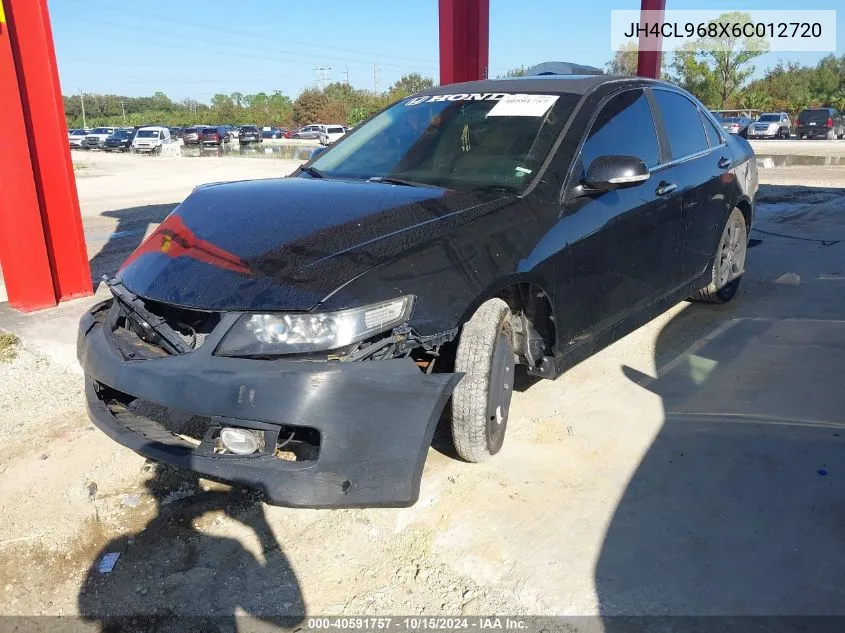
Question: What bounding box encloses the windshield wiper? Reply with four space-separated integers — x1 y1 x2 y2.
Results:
366 176 437 188
299 165 325 178
470 184 520 194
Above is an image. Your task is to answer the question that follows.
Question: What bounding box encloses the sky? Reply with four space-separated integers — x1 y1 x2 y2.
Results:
48 0 844 102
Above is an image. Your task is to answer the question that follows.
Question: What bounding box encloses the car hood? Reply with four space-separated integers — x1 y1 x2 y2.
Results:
118 177 510 311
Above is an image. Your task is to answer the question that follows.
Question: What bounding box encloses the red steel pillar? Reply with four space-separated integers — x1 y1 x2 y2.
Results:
636 0 666 79
439 0 489 86
0 0 91 312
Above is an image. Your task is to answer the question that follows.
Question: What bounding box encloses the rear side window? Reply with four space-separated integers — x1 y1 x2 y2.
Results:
700 111 723 147
653 90 709 159
581 89 660 169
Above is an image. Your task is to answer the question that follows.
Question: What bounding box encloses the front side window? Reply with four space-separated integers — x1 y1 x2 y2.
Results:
653 90 709 159
580 89 660 170
311 92 579 192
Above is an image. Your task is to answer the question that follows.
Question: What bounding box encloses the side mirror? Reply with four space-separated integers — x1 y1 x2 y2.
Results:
584 155 650 191
310 146 329 160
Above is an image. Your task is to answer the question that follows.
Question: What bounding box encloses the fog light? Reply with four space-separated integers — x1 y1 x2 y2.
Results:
219 427 261 455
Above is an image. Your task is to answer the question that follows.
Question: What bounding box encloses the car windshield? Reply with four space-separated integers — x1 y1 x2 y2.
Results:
327 127 344 133
111 131 131 139
310 92 579 191
91 128 111 134
757 114 780 122
722 118 743 123
136 130 160 138
799 110 829 122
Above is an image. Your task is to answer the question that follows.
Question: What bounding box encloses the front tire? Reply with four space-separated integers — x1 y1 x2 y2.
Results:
451 298 515 463
690 208 747 304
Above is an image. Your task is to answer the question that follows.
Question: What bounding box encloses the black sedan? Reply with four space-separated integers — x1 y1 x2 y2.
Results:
103 129 136 152
78 75 757 508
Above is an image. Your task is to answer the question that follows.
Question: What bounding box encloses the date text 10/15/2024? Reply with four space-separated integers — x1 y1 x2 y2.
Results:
306 617 528 630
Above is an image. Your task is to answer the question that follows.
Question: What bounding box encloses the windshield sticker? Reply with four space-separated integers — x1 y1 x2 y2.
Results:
405 93 507 106
487 94 559 117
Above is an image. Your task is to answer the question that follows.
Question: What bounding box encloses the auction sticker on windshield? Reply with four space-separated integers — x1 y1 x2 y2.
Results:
487 94 559 117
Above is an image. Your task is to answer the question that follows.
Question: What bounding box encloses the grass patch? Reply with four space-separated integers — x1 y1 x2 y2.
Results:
0 332 19 362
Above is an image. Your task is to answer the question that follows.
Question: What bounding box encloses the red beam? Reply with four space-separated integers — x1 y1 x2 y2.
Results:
439 0 489 86
636 0 666 79
0 7 57 311
6 0 91 303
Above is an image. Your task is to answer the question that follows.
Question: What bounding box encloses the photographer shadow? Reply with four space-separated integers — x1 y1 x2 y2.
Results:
78 465 305 632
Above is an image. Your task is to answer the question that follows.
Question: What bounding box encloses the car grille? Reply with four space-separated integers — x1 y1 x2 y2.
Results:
108 298 221 359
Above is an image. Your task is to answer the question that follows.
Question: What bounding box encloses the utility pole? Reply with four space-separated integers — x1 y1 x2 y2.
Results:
79 89 87 129
313 66 332 89
120 100 126 124
373 63 380 93
343 66 349 85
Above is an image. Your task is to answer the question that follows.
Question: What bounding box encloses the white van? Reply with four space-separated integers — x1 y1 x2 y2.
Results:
319 125 347 146
131 126 173 154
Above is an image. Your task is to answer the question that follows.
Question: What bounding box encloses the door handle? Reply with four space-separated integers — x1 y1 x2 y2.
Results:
655 181 677 196
718 156 731 169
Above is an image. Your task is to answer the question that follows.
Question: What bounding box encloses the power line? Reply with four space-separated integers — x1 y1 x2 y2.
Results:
61 0 439 71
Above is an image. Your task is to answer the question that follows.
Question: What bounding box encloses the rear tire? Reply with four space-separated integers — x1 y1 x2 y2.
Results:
451 298 515 463
690 208 747 304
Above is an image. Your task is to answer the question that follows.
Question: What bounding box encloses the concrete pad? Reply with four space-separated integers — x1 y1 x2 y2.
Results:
595 316 845 615
0 288 109 373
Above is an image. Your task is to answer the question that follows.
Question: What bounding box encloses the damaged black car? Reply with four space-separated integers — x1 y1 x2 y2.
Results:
78 75 757 508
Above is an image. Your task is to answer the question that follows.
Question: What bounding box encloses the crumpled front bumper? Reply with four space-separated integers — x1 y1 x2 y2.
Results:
78 301 461 508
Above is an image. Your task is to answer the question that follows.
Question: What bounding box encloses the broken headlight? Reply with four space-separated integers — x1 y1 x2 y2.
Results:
216 295 415 356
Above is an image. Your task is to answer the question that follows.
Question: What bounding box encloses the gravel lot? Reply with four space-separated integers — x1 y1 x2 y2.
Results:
1 139 845 623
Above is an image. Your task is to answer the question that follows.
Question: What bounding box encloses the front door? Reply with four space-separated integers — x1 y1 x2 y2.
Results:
555 88 682 349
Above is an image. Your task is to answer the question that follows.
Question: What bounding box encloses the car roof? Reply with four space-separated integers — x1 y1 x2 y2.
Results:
413 74 656 96
137 126 169 131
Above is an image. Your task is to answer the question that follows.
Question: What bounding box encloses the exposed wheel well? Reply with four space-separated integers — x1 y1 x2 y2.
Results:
495 283 556 371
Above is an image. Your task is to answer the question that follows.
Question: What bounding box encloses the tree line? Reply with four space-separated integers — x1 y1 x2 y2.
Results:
63 73 435 130
65 12 845 131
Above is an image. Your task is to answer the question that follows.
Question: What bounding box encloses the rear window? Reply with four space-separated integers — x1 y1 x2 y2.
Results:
327 127 345 133
241 126 258 132
136 130 160 138
799 110 830 122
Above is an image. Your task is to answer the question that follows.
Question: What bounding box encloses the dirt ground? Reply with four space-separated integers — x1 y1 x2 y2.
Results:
1 140 845 626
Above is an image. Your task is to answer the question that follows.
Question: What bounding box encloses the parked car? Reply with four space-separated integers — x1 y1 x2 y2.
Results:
130 126 172 154
78 75 757 508
182 126 208 145
795 108 845 139
238 125 262 144
200 126 231 145
103 129 136 152
319 125 347 146
82 127 117 150
261 126 286 139
68 129 89 149
719 116 751 137
746 112 791 139
291 124 323 139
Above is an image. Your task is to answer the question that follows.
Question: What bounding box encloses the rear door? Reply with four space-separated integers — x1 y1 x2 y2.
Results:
651 88 733 283
557 88 680 342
